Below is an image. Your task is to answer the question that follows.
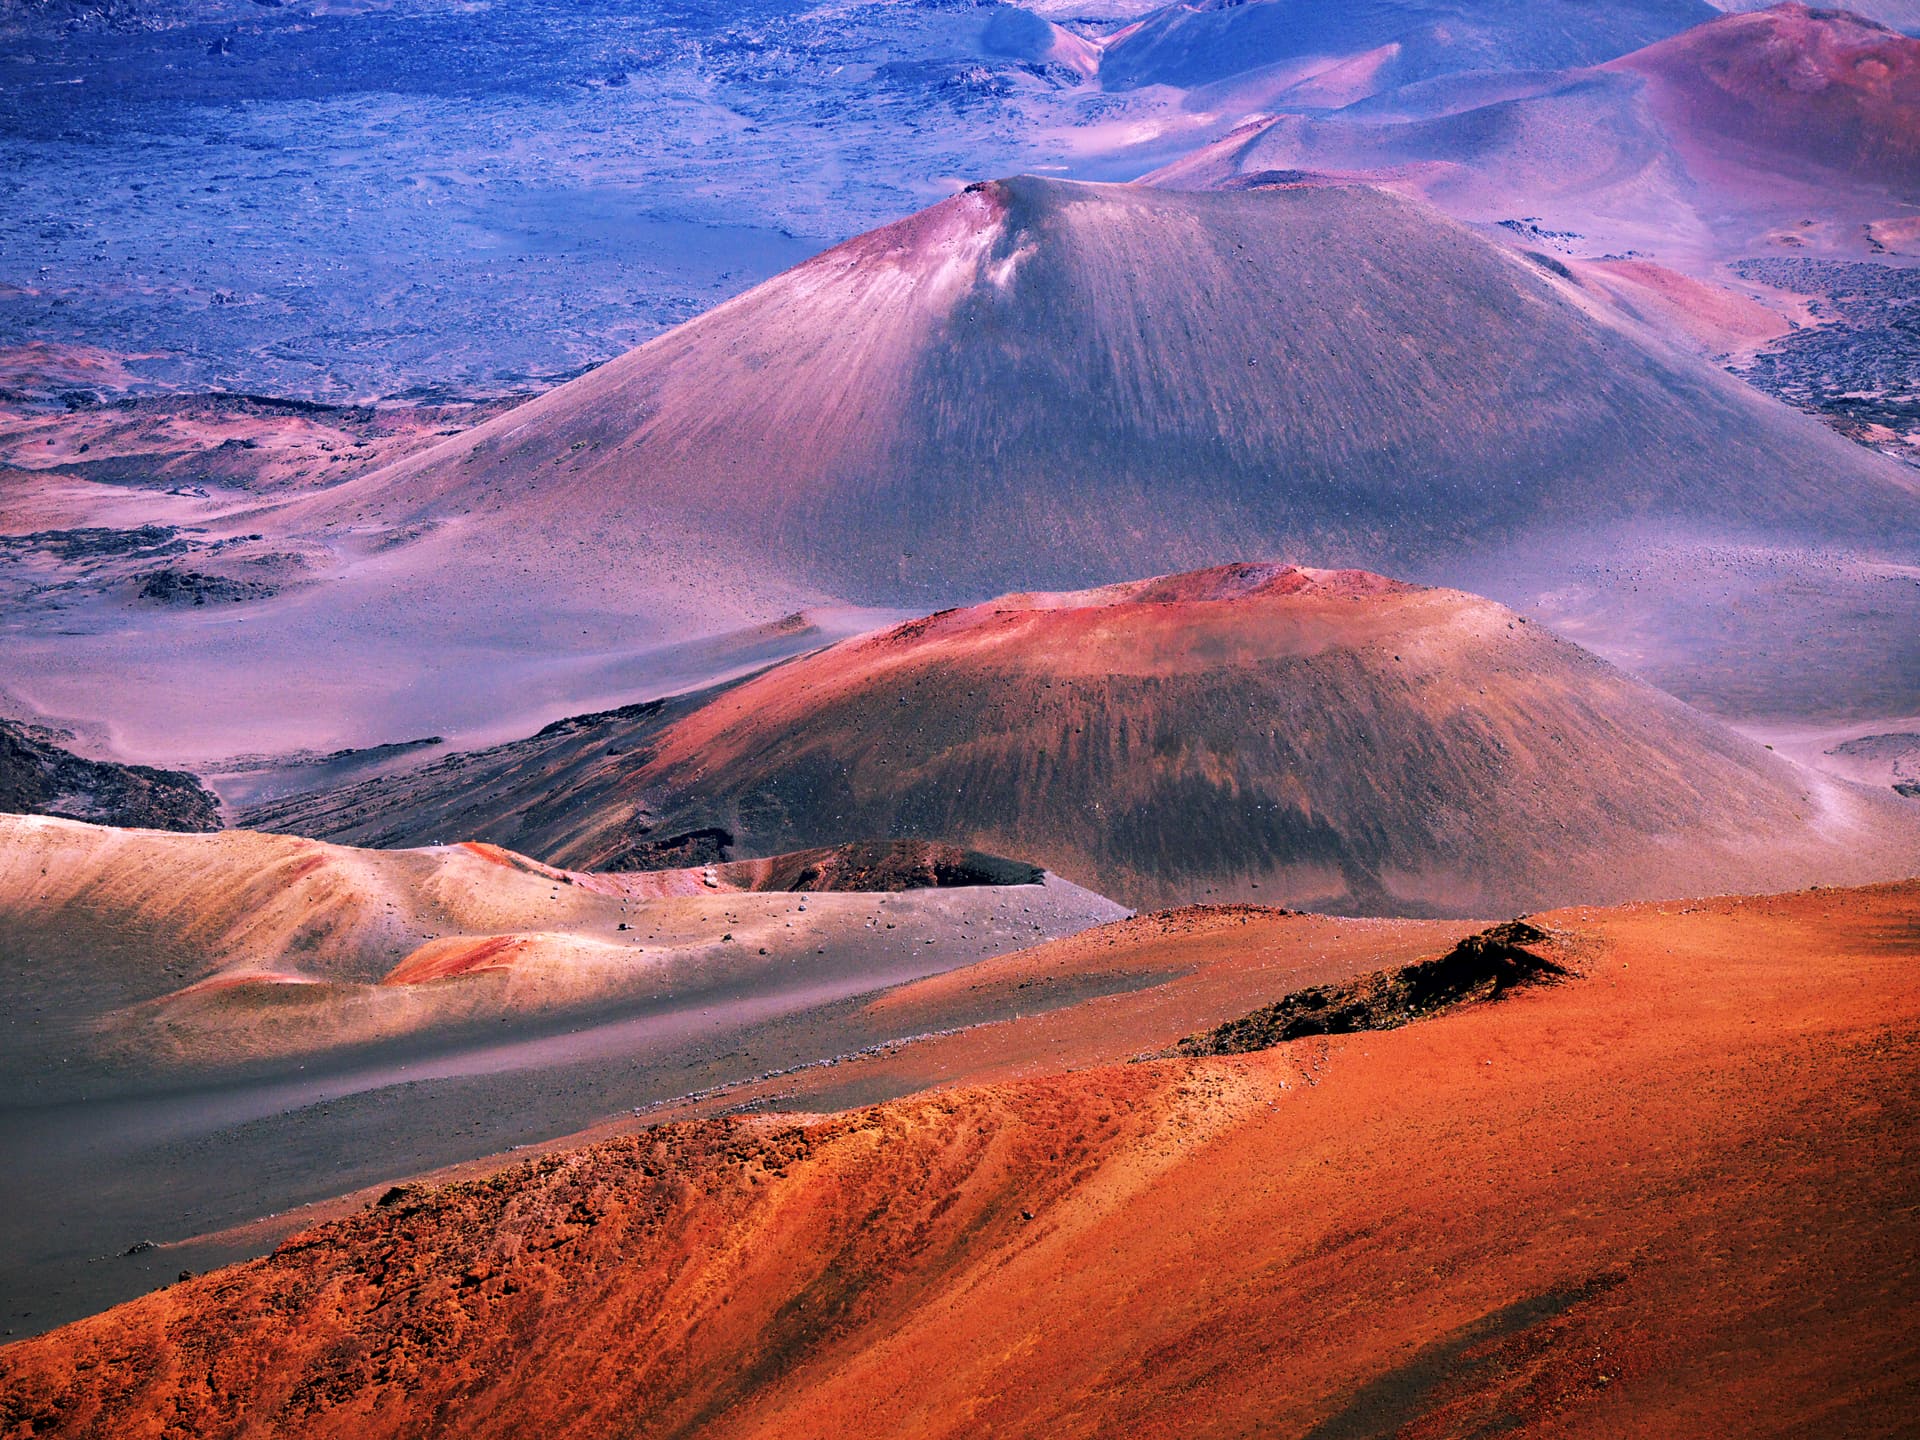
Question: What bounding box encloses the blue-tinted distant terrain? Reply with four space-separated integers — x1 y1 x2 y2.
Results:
0 0 1161 398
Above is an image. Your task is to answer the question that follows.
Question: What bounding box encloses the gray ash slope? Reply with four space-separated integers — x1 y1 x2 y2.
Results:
235 693 707 857
332 178 1920 594
299 177 1920 722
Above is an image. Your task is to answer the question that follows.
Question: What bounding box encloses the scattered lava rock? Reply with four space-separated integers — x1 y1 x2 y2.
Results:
1523 249 1576 280
0 525 190 563
1733 259 1920 467
534 698 666 739
135 568 273 606
612 826 735 871
0 719 220 832
1171 920 1565 1057
726 840 1044 892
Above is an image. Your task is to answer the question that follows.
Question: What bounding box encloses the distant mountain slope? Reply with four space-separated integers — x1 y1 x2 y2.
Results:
1150 6 1920 252
1713 0 1920 29
265 565 1920 915
1610 3 1920 192
24 174 1920 762
1095 0 1719 95
333 176 1917 599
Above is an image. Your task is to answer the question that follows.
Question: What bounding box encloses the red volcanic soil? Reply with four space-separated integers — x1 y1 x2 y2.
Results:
4 880 1915 1437
788 904 1481 1103
1609 3 1920 192
380 935 527 985
1572 258 1801 356
501 563 1920 914
0 817 1127 1336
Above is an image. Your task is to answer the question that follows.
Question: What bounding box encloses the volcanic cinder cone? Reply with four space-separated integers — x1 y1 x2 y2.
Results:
425 563 1920 914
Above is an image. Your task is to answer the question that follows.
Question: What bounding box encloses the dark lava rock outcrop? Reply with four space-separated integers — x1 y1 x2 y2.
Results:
0 720 219 831
1171 920 1565 1056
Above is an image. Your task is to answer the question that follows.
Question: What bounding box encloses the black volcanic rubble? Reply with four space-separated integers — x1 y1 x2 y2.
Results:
135 567 275 605
1169 921 1566 1056
0 525 192 563
0 719 220 831
1734 259 1920 466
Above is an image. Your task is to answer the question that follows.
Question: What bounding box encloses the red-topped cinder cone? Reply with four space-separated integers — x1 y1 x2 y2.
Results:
1610 3 1920 192
506 563 1920 914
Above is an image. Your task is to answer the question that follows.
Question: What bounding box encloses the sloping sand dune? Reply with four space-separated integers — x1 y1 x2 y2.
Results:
0 816 1121 1083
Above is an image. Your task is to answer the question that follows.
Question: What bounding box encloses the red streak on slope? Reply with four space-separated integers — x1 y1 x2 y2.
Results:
383 936 525 986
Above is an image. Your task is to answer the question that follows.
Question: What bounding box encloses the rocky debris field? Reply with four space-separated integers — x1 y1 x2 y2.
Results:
0 0 1170 402
1169 920 1567 1056
0 523 298 613
0 719 219 830
1733 258 1920 467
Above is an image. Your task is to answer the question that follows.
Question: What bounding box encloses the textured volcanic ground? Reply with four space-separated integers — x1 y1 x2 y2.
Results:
3 879 1915 1437
0 389 520 498
10 174 1920 762
253 564 1920 915
0 720 217 833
